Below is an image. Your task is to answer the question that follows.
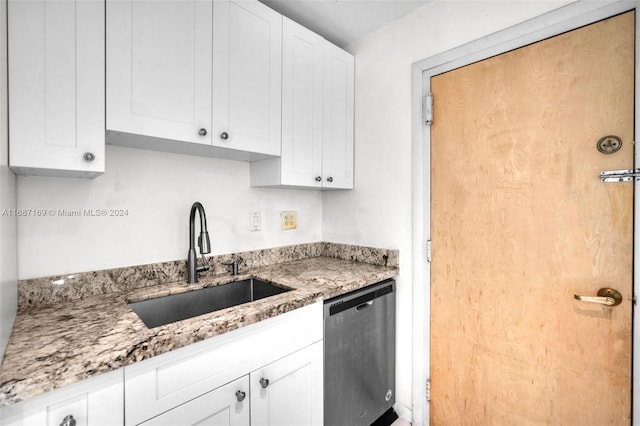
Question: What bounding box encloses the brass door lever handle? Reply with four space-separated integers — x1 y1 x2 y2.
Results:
574 288 623 306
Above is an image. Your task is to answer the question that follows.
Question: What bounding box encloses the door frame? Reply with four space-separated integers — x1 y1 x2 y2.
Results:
411 1 640 425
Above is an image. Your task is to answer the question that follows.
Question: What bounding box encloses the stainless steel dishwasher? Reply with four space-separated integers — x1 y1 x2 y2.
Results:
324 279 395 426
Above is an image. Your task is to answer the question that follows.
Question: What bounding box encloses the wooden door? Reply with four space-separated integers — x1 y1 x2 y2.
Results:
106 0 212 145
212 0 282 156
430 11 634 425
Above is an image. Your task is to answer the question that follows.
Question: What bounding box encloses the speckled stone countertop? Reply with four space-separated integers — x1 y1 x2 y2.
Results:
0 244 398 407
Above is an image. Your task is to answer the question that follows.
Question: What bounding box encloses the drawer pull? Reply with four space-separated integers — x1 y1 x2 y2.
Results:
260 378 270 388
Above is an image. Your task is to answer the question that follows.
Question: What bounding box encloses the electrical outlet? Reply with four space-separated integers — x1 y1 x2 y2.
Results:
250 211 261 231
281 211 297 230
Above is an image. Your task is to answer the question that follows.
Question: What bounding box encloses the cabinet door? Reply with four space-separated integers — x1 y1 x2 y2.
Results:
280 17 324 187
106 0 212 145
322 41 354 189
140 376 249 426
213 0 282 156
250 341 323 426
8 0 104 177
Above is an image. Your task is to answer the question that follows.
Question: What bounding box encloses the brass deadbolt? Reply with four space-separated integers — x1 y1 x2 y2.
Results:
597 135 622 154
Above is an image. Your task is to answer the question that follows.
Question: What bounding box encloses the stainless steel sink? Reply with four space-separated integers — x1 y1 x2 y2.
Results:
129 278 290 328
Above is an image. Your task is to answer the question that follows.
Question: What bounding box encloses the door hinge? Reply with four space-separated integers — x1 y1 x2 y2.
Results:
427 240 432 262
600 169 640 182
423 93 433 126
426 379 431 402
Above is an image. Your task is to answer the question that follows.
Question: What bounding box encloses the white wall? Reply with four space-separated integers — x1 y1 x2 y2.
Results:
323 0 573 419
17 145 322 279
0 0 17 357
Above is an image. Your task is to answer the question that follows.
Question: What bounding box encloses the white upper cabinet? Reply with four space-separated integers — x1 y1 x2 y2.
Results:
212 0 282 156
8 0 105 178
250 18 354 189
280 17 324 187
107 0 282 160
322 42 354 189
106 0 213 146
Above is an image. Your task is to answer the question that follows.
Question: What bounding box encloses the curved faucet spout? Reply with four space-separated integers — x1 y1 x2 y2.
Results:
188 202 212 284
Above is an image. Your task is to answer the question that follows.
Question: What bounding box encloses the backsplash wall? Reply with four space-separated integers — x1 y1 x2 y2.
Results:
16 144 323 280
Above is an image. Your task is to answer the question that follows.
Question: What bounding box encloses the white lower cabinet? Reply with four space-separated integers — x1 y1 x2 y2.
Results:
250 341 323 426
0 369 124 426
139 341 323 426
140 376 250 426
125 302 323 425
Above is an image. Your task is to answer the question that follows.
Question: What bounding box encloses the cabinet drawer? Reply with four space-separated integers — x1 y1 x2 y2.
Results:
125 302 322 426
0 370 123 426
140 376 249 426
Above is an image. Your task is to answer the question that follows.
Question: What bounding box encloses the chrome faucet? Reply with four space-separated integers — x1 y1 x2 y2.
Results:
187 202 211 284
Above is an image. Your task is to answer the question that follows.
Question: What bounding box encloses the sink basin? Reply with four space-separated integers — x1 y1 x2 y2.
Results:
130 278 290 328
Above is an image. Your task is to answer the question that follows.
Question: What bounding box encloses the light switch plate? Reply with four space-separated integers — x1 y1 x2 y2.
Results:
250 211 261 231
281 211 297 230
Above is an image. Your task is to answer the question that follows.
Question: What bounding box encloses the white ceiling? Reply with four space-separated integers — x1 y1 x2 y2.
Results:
259 0 431 48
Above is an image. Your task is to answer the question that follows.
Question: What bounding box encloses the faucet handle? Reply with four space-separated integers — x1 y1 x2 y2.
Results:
222 259 239 275
197 253 210 273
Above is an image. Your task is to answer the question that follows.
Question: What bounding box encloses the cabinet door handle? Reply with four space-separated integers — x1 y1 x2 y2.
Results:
220 132 229 140
60 415 76 426
260 378 270 388
235 390 246 402
83 152 95 162
326 176 334 183
198 128 207 136
315 176 322 182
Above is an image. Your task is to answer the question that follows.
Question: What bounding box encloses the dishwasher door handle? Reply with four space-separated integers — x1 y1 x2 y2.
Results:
356 301 374 311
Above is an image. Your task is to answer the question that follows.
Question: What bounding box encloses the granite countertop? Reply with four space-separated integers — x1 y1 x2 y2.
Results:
0 255 397 407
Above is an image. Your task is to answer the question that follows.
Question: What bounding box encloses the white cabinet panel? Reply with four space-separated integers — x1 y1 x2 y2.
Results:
250 21 353 190
322 41 354 189
8 0 105 177
141 376 249 426
281 17 324 187
1 370 123 426
213 0 282 156
106 0 213 145
250 341 323 426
